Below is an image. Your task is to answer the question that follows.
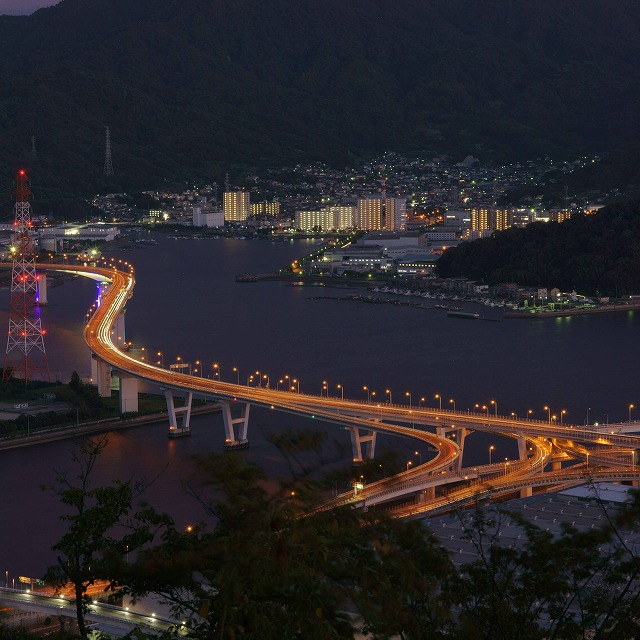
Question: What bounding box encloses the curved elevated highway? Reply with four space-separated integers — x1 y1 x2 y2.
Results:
40 263 640 514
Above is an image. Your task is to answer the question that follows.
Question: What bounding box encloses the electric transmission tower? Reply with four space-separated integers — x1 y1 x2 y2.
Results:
103 126 114 177
3 170 49 383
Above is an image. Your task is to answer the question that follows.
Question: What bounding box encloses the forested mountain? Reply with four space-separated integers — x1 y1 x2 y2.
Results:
0 0 640 203
437 199 640 296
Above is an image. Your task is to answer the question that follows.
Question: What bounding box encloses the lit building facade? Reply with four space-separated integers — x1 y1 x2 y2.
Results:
356 196 406 231
295 205 355 231
223 191 250 222
250 201 280 217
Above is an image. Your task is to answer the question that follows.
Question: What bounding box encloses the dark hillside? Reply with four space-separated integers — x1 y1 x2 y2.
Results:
0 0 639 202
437 200 640 296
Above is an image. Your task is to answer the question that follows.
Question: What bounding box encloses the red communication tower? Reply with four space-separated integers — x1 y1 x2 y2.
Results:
3 170 49 383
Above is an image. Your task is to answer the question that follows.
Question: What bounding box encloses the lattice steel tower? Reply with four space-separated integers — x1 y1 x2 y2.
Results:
103 126 114 177
3 170 49 382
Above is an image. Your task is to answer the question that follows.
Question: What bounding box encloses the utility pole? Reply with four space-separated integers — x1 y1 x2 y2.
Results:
103 126 114 177
4 170 49 383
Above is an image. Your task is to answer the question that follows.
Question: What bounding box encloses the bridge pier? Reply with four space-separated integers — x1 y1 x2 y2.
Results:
349 427 377 463
36 272 48 306
519 486 533 498
58 615 76 634
220 400 250 450
117 374 139 414
419 486 436 502
517 435 528 461
164 389 192 438
110 311 127 350
92 355 112 397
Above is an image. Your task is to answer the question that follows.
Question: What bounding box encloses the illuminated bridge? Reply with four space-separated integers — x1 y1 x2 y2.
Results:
36 263 640 516
0 587 179 637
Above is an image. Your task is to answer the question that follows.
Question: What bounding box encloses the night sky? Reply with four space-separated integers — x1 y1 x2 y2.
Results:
0 0 61 15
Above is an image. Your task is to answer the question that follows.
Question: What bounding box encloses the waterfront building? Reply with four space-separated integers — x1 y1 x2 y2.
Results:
359 231 425 248
295 205 355 231
396 256 440 275
250 201 280 217
310 245 391 274
356 195 406 231
193 205 224 227
223 191 250 222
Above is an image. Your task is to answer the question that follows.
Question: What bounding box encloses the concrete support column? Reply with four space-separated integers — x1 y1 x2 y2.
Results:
118 374 139 414
36 272 48 306
520 486 533 498
92 356 112 397
419 486 436 502
551 460 562 471
220 400 250 450
452 428 468 472
110 312 126 350
517 435 528 461
164 389 193 438
349 427 377 463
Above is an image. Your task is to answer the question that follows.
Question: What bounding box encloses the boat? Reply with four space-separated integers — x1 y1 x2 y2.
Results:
447 310 480 319
235 273 258 282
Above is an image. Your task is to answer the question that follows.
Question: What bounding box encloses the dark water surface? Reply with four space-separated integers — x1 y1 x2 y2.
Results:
1 233 639 580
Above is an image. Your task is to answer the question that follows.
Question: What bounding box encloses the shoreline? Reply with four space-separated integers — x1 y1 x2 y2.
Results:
0 404 220 451
503 302 640 319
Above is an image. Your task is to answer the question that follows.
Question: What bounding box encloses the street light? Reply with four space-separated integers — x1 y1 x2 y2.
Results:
255 370 262 387
232 367 240 385
415 450 422 464
419 397 426 408
489 445 495 464
527 409 533 420
337 384 344 400
405 391 412 410
449 398 456 412
510 412 518 420
482 405 489 417
406 460 413 472
504 458 510 476
157 351 164 367
262 374 270 388
212 363 220 380
630 404 635 423
490 399 498 416
544 405 551 423
292 378 300 393
560 409 567 425
386 389 393 405
586 407 591 425
435 394 442 410
363 386 371 402
195 360 203 377
322 381 328 396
